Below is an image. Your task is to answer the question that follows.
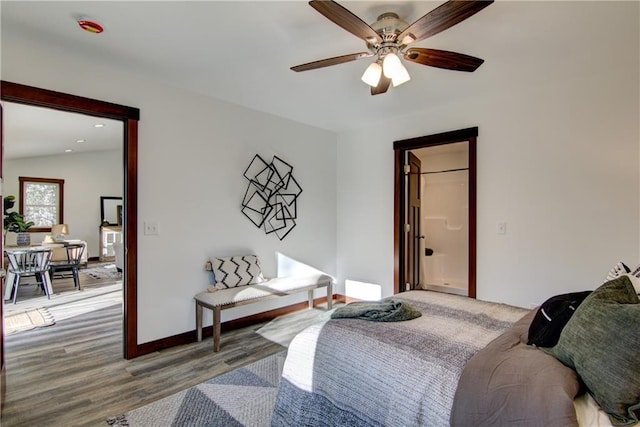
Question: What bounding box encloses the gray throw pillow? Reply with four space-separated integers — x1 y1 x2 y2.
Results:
544 276 640 426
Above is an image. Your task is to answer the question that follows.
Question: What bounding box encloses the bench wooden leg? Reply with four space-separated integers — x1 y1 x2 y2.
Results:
308 289 314 309
327 282 333 310
196 302 203 342
213 306 221 352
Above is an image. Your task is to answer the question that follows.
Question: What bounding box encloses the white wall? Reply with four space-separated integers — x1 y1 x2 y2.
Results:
337 2 640 308
2 37 337 344
3 150 122 258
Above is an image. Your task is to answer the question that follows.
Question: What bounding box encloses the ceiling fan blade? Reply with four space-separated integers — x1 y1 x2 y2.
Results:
309 0 383 45
291 52 372 72
397 0 493 45
371 75 391 96
404 48 484 72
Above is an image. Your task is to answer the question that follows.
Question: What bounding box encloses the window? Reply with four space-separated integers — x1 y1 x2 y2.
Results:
19 177 64 232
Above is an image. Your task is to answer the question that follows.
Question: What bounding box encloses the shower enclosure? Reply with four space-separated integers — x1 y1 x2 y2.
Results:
414 142 469 296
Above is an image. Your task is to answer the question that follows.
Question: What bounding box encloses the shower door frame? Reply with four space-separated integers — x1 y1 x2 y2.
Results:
393 127 477 297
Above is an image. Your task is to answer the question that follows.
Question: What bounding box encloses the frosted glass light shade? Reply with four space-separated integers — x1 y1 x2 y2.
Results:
391 64 411 87
382 52 403 78
361 62 382 87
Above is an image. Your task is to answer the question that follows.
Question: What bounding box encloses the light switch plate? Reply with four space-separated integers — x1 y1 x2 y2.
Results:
496 222 507 235
144 221 159 235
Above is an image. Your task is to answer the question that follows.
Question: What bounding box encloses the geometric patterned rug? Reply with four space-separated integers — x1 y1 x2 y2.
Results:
106 351 286 426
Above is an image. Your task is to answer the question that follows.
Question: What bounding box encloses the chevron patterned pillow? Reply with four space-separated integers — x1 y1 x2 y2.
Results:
211 255 265 289
604 261 631 282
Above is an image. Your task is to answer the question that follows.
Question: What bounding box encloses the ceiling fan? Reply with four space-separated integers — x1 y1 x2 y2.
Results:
291 0 494 95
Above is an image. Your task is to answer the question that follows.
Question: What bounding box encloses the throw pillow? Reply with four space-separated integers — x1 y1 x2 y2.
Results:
210 255 265 289
544 276 640 426
625 273 640 294
527 290 592 347
604 261 631 282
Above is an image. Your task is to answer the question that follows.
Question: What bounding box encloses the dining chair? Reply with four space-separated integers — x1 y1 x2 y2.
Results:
49 243 86 290
5 248 54 304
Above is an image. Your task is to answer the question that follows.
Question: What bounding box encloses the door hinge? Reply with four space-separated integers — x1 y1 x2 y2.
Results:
403 164 410 175
405 223 410 233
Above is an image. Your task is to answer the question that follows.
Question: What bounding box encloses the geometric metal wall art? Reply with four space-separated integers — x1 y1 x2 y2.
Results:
241 154 302 240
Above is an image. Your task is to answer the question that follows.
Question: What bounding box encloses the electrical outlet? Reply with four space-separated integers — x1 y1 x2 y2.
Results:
144 221 159 235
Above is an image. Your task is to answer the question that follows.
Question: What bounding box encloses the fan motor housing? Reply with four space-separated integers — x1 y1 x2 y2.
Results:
369 12 409 46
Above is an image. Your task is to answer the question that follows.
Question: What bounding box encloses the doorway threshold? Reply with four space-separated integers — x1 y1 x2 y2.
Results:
422 283 468 297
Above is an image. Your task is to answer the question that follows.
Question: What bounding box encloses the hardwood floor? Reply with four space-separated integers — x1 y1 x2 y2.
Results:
1 283 336 426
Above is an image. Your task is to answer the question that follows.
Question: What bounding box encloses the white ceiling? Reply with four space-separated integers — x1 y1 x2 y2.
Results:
1 1 636 156
3 102 123 160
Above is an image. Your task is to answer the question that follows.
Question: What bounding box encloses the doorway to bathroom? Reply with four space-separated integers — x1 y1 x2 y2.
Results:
413 142 469 296
393 127 477 298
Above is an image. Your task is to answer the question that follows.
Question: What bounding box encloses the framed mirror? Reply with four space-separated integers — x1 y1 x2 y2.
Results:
101 196 123 226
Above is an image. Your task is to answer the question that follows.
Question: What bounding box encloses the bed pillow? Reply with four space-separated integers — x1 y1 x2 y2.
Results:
527 290 592 347
544 276 640 426
625 273 640 294
604 261 631 282
628 265 640 293
451 310 581 426
210 255 265 289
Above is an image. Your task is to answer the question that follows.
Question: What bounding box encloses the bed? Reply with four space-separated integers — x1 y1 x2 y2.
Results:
271 289 633 427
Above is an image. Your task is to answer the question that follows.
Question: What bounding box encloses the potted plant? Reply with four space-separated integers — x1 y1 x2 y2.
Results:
3 195 35 246
4 195 15 212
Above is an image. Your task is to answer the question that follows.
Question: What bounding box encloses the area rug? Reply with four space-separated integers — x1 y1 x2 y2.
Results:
84 263 122 280
4 307 56 335
107 351 286 427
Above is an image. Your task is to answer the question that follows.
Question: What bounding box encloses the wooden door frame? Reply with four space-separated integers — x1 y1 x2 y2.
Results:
0 81 140 359
393 127 478 297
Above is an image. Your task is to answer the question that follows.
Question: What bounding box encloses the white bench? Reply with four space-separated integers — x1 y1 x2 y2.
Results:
195 273 334 352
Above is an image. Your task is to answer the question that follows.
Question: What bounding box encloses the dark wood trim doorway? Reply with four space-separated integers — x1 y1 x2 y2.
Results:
0 81 140 360
393 127 478 297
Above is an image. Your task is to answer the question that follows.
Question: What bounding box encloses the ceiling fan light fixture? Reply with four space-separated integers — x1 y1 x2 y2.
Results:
292 0 493 96
391 64 411 87
382 52 403 78
361 62 382 87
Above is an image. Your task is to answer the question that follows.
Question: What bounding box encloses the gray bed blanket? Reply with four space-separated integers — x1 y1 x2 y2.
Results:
330 299 422 322
271 290 528 427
